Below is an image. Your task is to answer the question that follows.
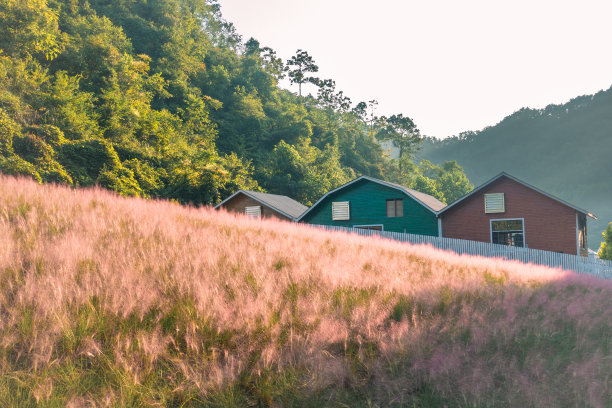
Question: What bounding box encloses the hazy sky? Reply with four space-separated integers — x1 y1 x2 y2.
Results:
217 0 612 138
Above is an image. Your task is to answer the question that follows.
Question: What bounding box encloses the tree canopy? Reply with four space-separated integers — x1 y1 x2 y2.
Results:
0 0 472 207
599 223 612 261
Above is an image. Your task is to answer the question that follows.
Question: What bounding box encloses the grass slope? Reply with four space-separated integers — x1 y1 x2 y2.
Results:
1 176 612 407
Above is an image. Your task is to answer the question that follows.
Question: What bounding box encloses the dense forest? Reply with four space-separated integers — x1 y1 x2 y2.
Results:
419 87 612 248
0 0 472 207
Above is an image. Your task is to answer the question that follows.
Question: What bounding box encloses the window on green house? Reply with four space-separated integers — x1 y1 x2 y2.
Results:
354 225 383 231
386 199 403 217
332 201 350 220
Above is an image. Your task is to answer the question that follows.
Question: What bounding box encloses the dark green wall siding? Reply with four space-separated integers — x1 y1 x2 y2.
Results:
301 180 439 235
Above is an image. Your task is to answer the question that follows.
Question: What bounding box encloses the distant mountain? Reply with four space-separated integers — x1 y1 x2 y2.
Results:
419 86 612 249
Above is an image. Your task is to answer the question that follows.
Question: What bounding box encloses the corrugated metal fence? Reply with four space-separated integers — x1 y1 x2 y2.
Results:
313 225 612 278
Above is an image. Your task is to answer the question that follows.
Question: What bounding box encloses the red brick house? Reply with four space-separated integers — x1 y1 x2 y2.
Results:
438 173 597 256
215 190 308 221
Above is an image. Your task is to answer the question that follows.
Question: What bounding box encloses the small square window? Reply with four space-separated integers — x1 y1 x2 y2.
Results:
485 193 505 213
332 201 350 220
245 206 261 218
386 199 403 217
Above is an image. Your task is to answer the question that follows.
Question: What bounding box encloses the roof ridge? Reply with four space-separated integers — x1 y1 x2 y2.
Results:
215 190 308 220
297 175 446 221
438 172 596 219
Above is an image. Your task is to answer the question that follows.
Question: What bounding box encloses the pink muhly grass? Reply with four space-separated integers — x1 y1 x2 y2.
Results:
1 174 612 406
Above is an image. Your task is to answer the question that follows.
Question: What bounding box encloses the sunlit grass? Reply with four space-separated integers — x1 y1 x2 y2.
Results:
0 175 611 406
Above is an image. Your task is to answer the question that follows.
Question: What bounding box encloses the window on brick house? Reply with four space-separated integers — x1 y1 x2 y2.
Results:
491 219 524 247
485 193 505 213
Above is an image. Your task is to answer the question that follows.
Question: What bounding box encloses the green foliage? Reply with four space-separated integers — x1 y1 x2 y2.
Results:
0 0 471 207
58 140 120 185
435 161 474 203
412 175 445 203
0 109 18 155
123 158 163 197
42 71 100 140
286 49 319 97
413 160 473 204
97 165 142 197
12 132 72 183
599 223 612 260
387 159 473 205
376 113 421 171
0 155 41 182
0 0 63 61
261 139 350 205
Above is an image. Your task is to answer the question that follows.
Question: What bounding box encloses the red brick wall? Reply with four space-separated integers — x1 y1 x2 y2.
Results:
441 177 578 255
218 193 292 221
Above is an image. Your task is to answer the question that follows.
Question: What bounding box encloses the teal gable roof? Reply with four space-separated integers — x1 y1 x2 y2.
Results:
298 176 443 235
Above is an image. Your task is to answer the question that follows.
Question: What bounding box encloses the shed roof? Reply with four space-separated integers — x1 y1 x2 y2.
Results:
437 172 597 219
297 175 446 221
215 190 308 220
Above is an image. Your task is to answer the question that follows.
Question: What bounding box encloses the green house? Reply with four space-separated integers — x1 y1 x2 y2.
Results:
297 176 445 235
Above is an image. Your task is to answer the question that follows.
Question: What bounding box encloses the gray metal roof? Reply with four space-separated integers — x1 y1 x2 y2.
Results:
437 172 597 219
381 179 447 212
215 190 308 220
297 175 446 221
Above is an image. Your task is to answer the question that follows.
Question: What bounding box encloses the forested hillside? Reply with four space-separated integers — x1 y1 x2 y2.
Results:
420 87 612 248
0 0 472 207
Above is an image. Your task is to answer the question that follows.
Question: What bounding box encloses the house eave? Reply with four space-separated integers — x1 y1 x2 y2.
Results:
215 190 300 220
436 172 597 220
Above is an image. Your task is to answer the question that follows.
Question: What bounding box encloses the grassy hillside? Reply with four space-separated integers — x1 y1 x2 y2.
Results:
419 86 612 249
2 176 612 407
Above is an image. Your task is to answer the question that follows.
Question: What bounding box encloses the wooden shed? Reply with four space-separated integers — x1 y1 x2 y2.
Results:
297 176 445 235
215 190 308 221
438 172 597 256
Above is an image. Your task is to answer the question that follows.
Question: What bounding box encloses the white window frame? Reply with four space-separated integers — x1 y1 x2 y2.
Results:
332 201 350 221
353 224 384 231
490 218 526 247
484 193 505 213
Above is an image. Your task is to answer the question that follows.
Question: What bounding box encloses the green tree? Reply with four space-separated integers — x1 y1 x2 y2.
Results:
377 114 421 174
0 0 63 61
599 223 612 260
435 161 473 203
412 175 445 203
261 139 349 205
286 49 319 97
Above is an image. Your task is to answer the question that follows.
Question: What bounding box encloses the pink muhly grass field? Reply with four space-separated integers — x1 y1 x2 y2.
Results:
0 175 611 406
